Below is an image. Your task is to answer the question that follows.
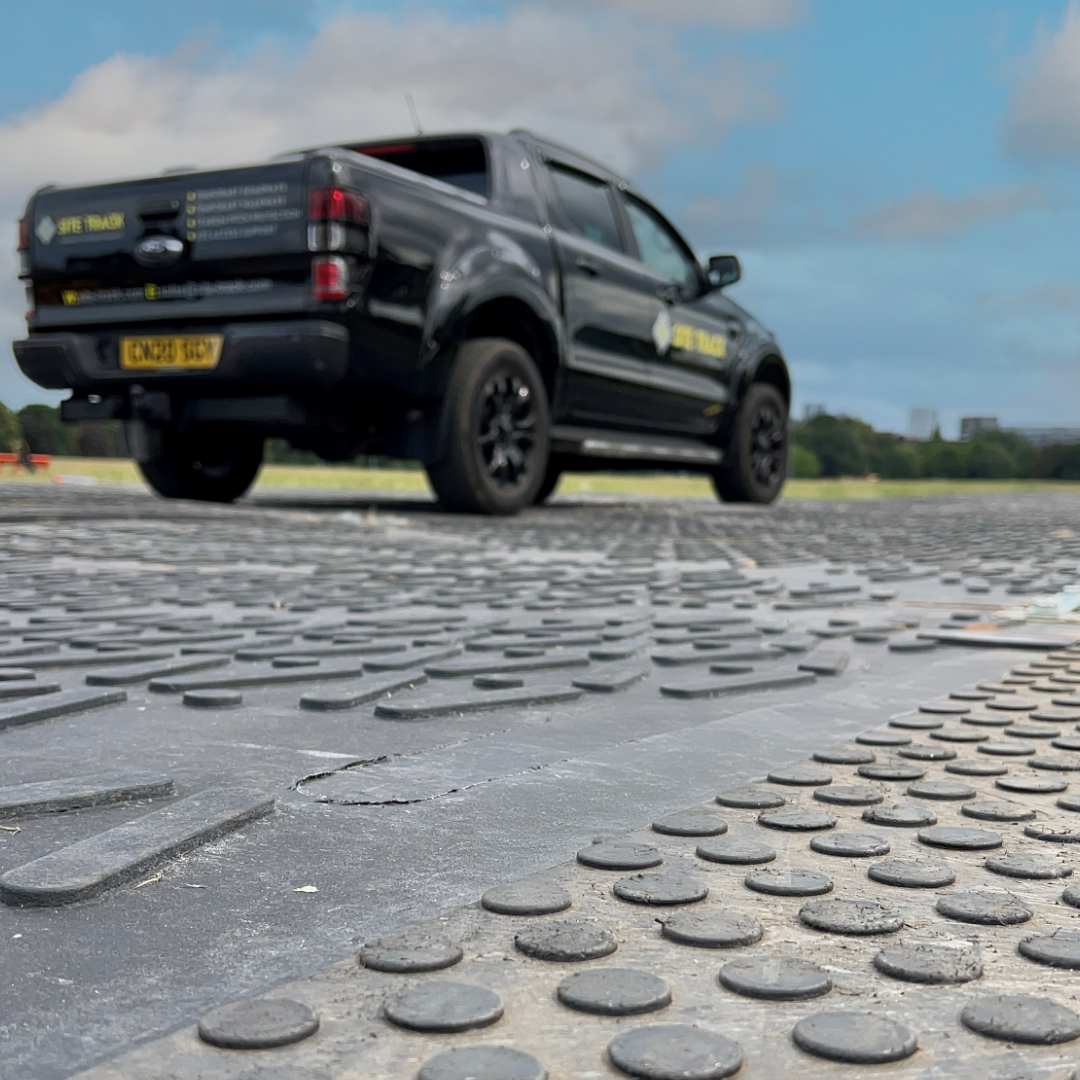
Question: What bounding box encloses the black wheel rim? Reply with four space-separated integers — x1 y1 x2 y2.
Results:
188 435 251 481
749 402 786 488
477 372 537 489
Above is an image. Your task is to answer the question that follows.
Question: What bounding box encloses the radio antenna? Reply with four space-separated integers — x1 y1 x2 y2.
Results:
405 93 423 135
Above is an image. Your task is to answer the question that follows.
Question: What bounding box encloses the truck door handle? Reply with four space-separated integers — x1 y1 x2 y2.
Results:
574 255 601 276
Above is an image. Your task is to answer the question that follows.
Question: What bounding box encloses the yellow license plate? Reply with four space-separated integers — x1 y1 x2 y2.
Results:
119 334 223 370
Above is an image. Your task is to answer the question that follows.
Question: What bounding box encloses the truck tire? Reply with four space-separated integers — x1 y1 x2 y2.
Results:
426 338 550 515
533 455 564 505
138 427 264 504
712 382 787 504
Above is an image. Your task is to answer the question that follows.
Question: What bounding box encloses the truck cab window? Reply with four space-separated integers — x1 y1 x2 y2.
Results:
547 164 624 252
623 195 698 290
352 139 490 198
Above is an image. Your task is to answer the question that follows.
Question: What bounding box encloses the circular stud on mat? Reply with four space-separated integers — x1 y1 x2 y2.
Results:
418 1046 547 1080
757 808 837 831
799 898 904 936
482 880 572 917
929 727 989 743
660 910 763 949
613 871 709 907
862 804 937 828
996 774 1068 794
856 730 911 747
858 762 925 781
792 1012 918 1064
384 982 503 1033
946 760 1008 776
1018 931 1080 969
936 890 1032 926
979 741 1036 757
917 826 1002 851
744 868 833 897
898 744 955 761
906 780 976 800
557 969 671 1016
652 808 728 837
873 942 982 984
607 1024 743 1080
767 766 833 787
961 995 1080 1045
868 858 955 889
197 998 319 1049
961 800 1034 822
1024 821 1080 843
811 833 891 858
985 852 1073 880
359 934 463 973
813 785 884 806
514 921 617 962
578 842 662 871
696 836 775 865
716 785 785 809
813 747 875 765
719 955 831 1001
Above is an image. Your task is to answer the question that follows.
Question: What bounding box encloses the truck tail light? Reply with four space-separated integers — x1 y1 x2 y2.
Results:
312 255 349 301
309 187 368 224
308 186 368 252
17 217 30 251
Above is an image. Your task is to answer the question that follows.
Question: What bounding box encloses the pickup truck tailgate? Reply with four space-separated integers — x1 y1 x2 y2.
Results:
27 160 311 328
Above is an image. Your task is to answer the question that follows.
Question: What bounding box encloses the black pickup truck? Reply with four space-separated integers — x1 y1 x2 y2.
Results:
13 130 790 513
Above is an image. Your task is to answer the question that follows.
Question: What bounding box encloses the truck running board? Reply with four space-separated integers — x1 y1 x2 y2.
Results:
550 425 723 466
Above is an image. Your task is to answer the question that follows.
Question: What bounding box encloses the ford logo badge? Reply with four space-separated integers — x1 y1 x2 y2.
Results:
133 235 185 267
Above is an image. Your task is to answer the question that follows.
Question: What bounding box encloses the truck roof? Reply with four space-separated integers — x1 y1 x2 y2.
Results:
334 130 629 187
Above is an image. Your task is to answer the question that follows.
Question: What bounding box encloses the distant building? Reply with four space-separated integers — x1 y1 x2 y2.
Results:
909 408 939 441
802 404 826 422
960 417 999 442
1009 427 1080 448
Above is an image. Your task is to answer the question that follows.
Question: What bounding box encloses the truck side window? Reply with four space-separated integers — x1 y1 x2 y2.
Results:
623 195 698 290
547 164 624 252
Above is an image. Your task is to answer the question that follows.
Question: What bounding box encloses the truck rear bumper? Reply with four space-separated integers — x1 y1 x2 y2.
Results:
13 320 350 392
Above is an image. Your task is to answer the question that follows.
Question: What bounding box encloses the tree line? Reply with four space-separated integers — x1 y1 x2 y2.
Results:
2 399 1079 479
0 400 388 466
0 400 124 458
792 414 1080 480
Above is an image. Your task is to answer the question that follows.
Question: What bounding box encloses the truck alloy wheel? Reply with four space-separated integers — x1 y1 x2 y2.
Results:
713 382 788 504
426 337 550 515
749 395 786 489
477 371 537 489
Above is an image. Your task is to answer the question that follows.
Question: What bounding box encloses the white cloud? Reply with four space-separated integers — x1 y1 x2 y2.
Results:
680 164 785 247
852 185 1046 242
0 8 781 207
0 6 786 406
979 281 1080 318
1004 0 1080 163
540 0 807 29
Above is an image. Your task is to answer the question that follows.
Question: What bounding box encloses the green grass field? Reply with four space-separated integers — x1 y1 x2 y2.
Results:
6 457 1080 500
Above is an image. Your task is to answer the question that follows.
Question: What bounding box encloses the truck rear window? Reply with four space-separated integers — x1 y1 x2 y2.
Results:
351 138 489 198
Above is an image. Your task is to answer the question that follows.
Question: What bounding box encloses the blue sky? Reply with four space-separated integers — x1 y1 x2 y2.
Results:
2 0 1079 437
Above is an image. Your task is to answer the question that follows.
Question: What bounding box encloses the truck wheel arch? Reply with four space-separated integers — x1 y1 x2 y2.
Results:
749 354 790 406
460 296 561 406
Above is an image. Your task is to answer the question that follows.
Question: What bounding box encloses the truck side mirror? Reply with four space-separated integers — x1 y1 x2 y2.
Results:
707 255 741 290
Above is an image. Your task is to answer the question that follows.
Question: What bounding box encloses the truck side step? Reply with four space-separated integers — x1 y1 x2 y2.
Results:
550 425 723 465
